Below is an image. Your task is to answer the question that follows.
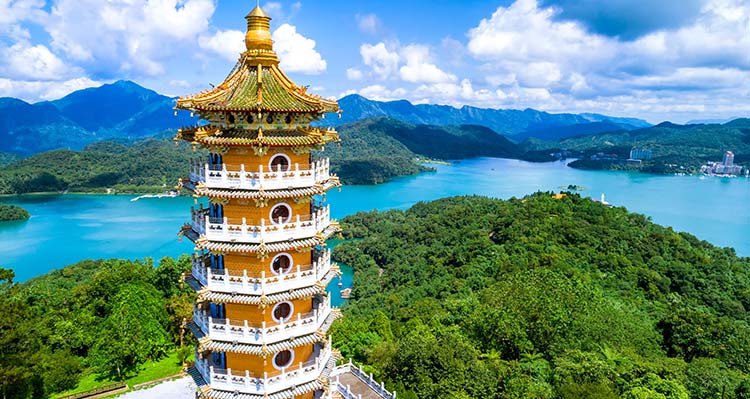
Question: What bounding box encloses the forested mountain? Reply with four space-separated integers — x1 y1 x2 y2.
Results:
0 117 525 193
0 81 193 155
546 119 750 173
0 139 196 194
0 82 650 157
332 193 750 399
332 94 650 137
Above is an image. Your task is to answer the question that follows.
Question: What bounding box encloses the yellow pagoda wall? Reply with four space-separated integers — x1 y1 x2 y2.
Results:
225 343 315 374
222 199 310 223
221 148 309 169
225 297 313 324
223 251 314 276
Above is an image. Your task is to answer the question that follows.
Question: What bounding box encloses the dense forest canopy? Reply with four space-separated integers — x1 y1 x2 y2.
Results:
331 193 750 398
0 257 193 398
0 203 30 221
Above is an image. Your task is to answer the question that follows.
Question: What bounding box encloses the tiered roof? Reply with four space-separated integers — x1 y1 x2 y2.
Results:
176 125 340 147
175 6 339 115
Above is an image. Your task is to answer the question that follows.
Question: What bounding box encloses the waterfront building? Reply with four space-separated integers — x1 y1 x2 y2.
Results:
629 147 652 161
701 151 744 176
724 151 735 167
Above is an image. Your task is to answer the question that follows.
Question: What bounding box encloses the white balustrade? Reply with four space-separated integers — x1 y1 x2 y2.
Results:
193 295 332 345
191 205 331 244
190 159 332 191
192 250 333 295
198 340 333 395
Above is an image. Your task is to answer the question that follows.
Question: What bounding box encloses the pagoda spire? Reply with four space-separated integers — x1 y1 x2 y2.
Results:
245 4 273 51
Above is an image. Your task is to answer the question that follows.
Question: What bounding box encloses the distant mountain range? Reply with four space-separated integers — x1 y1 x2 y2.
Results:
0 81 193 155
332 94 651 138
0 81 656 157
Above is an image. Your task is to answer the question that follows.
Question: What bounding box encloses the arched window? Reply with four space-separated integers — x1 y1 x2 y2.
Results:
269 153 291 172
272 301 293 323
208 153 222 171
269 203 291 224
209 203 223 224
272 349 294 369
271 253 293 275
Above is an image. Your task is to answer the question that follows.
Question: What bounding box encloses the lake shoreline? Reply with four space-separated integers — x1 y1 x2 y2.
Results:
1 157 747 282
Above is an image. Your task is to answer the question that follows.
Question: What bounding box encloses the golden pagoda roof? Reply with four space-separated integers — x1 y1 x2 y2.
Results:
183 178 341 201
181 222 341 255
176 6 339 115
176 125 340 147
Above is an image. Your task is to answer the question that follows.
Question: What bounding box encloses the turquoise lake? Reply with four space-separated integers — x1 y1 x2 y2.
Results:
1 158 748 287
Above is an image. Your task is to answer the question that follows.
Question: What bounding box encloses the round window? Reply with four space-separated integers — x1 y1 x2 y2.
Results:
269 154 290 172
270 203 291 224
273 349 294 369
271 253 293 275
272 301 293 322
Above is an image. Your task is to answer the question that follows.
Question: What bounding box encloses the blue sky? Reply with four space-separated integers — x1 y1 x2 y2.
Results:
0 0 748 123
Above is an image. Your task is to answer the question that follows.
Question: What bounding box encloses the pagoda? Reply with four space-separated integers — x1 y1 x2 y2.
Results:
176 6 343 399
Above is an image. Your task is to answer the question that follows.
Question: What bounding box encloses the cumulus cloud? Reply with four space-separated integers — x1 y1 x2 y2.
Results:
0 76 103 102
340 84 407 102
45 0 216 77
272 23 327 74
398 44 457 84
199 29 245 62
360 43 400 79
0 42 76 80
346 68 364 80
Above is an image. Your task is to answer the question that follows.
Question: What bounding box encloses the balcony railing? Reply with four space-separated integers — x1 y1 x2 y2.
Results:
190 159 331 191
195 340 333 395
193 295 332 345
192 250 333 295
190 205 331 244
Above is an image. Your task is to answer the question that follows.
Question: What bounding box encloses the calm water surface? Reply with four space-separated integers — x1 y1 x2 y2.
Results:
1 158 747 284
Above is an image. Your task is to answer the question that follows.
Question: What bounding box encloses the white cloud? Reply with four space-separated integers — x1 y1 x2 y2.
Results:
356 13 382 35
0 76 103 102
272 23 327 74
199 29 245 62
46 0 216 76
398 44 456 84
0 42 75 80
340 84 407 102
360 43 400 79
346 68 364 80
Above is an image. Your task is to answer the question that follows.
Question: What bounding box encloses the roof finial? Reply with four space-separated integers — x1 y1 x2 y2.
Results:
245 3 273 51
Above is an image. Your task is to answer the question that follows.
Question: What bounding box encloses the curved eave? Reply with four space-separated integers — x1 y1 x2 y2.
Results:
184 265 340 305
175 59 339 115
190 371 328 399
180 222 342 255
175 126 340 147
183 178 341 200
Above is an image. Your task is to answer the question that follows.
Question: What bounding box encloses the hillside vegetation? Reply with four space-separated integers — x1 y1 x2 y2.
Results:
332 193 750 399
0 257 193 398
545 120 750 173
325 117 521 184
0 139 195 194
0 203 30 221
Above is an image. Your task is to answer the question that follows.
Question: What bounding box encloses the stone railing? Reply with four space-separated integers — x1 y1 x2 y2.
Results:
193 296 332 345
332 359 397 399
192 250 333 295
190 205 331 244
190 159 331 191
197 340 333 395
